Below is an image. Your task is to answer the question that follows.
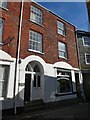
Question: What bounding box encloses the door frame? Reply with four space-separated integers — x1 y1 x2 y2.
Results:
24 72 32 102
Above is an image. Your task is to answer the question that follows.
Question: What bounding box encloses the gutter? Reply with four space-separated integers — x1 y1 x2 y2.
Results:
77 30 90 36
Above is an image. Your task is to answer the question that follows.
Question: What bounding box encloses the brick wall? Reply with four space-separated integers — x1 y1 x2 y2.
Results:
1 2 20 57
1 2 79 68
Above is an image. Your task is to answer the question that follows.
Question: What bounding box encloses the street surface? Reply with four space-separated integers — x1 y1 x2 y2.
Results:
22 103 88 119
2 102 89 120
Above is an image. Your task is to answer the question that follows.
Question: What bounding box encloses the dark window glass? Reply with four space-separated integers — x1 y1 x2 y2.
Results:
34 64 40 72
0 18 4 43
37 76 40 87
0 65 9 98
86 54 90 64
83 37 90 46
33 75 36 87
57 71 72 93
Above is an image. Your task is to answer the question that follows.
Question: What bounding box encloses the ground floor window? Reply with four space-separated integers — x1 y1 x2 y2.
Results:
57 69 72 94
33 74 41 88
33 65 41 88
0 65 9 98
25 63 41 88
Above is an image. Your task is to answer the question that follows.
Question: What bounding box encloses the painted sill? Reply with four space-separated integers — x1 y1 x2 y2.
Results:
30 19 44 28
0 6 8 11
28 49 44 55
0 43 3 46
0 97 4 100
85 62 90 65
57 32 67 38
58 56 67 60
55 92 76 97
83 45 90 47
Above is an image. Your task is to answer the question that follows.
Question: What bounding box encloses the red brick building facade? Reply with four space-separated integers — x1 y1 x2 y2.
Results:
1 2 79 67
0 1 83 110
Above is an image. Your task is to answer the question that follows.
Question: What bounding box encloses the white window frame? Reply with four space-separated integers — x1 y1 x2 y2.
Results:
0 65 9 98
85 53 90 64
29 30 42 53
33 73 41 88
57 70 72 94
83 36 90 47
57 21 65 36
0 0 8 10
30 5 42 25
58 42 67 59
0 18 4 45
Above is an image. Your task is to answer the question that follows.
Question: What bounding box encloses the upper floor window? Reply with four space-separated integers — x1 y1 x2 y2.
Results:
0 0 7 9
83 36 90 46
0 18 4 44
85 54 90 64
58 42 67 59
57 21 66 36
30 6 43 25
29 30 42 52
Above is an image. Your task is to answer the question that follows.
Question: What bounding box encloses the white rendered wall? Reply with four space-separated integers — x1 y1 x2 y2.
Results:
19 55 80 103
0 53 82 109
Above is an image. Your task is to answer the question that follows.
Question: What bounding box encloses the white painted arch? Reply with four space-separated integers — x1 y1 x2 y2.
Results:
20 55 46 72
0 50 12 61
53 61 73 70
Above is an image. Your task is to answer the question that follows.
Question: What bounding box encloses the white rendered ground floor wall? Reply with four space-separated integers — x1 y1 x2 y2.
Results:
0 50 84 110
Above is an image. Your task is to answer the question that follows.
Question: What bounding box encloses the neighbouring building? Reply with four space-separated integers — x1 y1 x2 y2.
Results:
77 30 90 101
0 0 83 110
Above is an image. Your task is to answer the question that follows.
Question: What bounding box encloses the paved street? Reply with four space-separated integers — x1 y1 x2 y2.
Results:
22 103 88 119
3 102 88 120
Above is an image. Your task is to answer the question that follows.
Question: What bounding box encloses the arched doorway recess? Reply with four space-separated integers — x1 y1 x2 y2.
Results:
24 61 44 102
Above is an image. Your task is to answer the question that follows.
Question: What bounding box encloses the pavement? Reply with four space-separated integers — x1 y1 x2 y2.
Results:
2 102 89 120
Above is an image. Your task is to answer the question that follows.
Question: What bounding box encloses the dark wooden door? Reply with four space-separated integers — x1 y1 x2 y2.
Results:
24 74 31 102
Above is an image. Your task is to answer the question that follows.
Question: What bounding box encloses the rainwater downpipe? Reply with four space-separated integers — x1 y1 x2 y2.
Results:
13 0 24 115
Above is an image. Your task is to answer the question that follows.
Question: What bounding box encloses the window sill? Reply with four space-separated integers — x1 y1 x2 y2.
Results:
85 62 90 65
0 43 3 46
28 49 44 55
0 6 8 11
30 20 44 27
58 56 67 60
84 45 90 47
55 92 76 97
57 33 67 38
0 97 4 100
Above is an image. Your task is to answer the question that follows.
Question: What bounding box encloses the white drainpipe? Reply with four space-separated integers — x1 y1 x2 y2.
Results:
13 0 24 114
